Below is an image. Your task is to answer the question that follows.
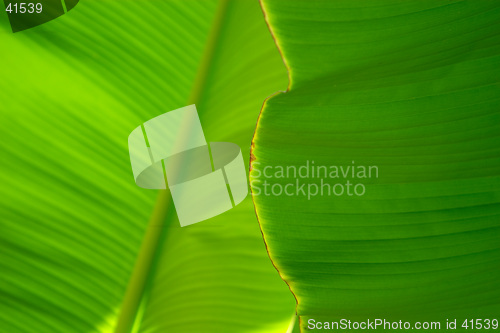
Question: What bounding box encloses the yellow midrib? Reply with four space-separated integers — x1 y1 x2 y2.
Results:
113 1 230 332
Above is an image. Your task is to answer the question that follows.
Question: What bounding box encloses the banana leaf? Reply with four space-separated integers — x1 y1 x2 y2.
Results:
0 1 295 332
253 1 500 331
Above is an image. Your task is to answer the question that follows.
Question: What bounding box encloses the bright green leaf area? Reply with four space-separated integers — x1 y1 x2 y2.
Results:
253 1 500 331
0 1 295 332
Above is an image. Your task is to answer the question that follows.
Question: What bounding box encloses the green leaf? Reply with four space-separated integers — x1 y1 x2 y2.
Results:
0 1 295 332
253 0 500 331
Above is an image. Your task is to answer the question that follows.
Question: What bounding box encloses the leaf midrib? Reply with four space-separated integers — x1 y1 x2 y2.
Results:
113 1 230 332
